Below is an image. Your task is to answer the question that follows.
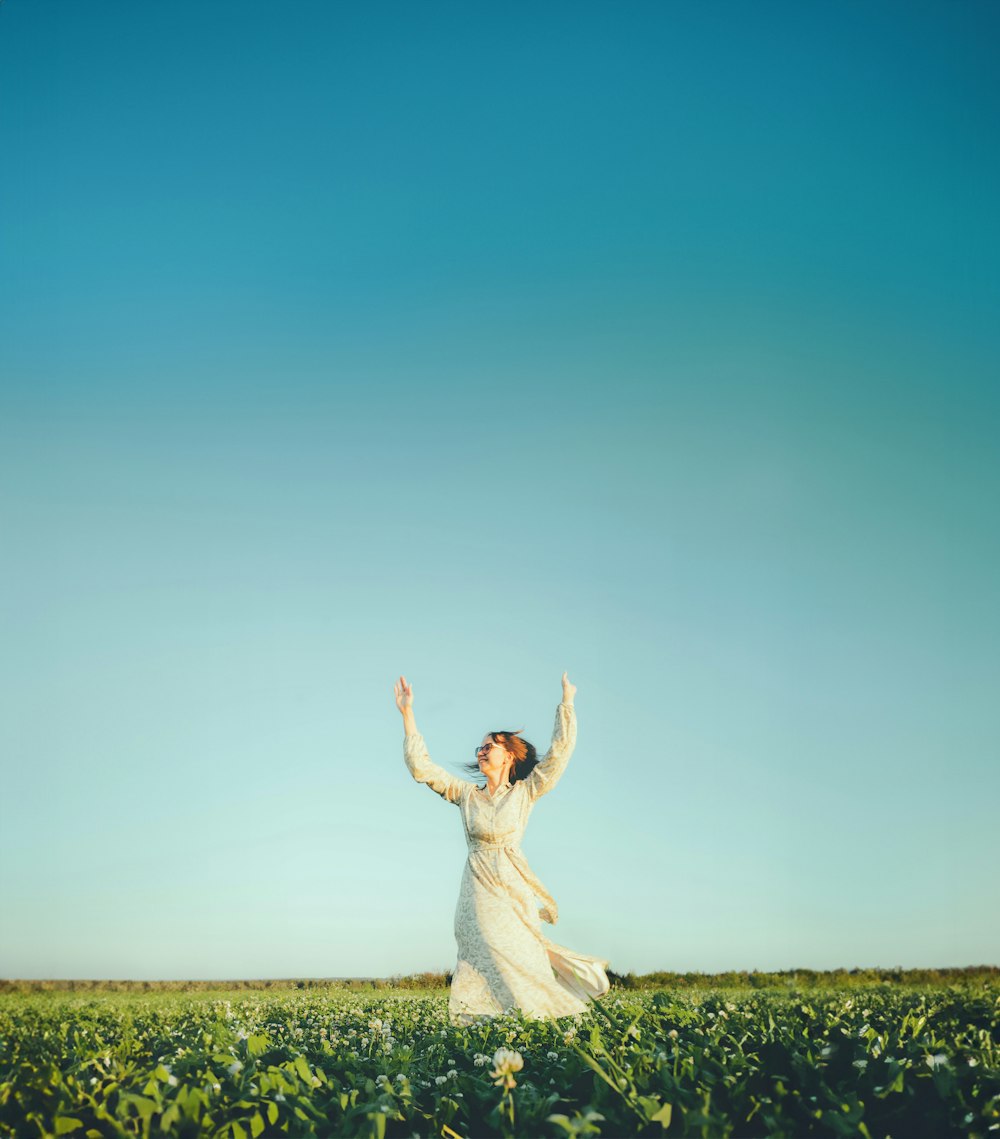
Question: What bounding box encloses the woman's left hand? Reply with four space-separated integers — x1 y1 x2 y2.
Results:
561 671 576 704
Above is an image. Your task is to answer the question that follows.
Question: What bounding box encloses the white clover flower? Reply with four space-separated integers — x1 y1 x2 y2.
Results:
167 1075 178 1087
274 1092 285 1102
925 1053 948 1069
435 1075 448 1085
668 1030 679 1040
547 1051 559 1060
852 1059 868 1070
396 1073 406 1083
820 1046 833 1058
490 1048 524 1090
212 1082 222 1092
447 1069 457 1079
473 1053 489 1067
227 1061 242 1075
89 1077 97 1085
967 1057 979 1067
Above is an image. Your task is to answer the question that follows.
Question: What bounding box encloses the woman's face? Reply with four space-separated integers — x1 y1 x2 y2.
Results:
477 734 512 783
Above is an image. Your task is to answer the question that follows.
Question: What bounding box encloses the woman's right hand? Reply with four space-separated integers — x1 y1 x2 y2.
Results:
394 676 414 713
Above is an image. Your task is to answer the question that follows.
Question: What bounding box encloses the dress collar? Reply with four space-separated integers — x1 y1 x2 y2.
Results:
479 780 512 799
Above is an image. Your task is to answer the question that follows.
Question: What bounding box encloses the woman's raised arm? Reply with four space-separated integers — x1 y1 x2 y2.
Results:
523 672 578 803
395 675 466 806
396 675 419 737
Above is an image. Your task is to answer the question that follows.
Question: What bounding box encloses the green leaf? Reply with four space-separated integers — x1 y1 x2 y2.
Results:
293 1054 312 1083
650 1103 673 1128
55 1120 84 1135
232 1123 247 1139
637 1095 672 1127
249 1112 264 1138
266 1102 278 1125
570 1047 621 1094
874 1070 905 1098
122 1095 158 1125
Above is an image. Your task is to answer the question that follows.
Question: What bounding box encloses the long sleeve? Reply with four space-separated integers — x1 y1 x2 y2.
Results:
523 702 577 803
403 732 466 806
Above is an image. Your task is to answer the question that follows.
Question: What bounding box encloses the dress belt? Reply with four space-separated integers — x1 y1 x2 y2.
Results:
467 840 559 925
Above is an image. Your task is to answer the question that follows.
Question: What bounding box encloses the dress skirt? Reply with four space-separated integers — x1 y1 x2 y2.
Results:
448 845 611 1027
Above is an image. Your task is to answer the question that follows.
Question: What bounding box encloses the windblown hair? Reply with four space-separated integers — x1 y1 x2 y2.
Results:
463 729 538 785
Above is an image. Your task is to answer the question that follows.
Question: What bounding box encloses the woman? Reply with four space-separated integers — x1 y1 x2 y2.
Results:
394 671 611 1026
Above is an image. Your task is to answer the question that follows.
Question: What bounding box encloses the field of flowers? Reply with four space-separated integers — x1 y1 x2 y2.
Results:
0 982 997 1138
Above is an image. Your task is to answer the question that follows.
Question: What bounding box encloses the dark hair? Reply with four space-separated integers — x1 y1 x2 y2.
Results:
463 729 538 785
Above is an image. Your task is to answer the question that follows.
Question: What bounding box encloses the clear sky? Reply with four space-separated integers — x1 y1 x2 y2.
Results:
1 0 997 980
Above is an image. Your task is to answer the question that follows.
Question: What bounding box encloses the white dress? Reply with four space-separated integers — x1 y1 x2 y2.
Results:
403 701 611 1026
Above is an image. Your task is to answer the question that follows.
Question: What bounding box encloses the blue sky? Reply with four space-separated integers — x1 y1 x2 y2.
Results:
1 0 997 980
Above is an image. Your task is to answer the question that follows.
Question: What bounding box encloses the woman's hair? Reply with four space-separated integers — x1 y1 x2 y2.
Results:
463 729 538 784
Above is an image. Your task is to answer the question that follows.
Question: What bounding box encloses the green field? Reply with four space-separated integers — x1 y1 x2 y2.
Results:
1 981 997 1137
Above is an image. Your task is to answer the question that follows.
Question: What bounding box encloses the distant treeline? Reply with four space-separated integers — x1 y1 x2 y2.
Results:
606 965 1000 989
0 974 448 995
2 965 997 995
